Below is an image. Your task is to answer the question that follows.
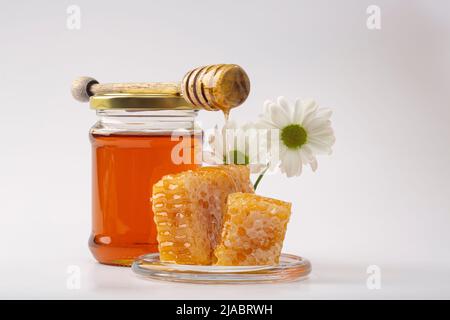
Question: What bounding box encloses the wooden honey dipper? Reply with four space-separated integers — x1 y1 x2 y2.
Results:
71 64 250 113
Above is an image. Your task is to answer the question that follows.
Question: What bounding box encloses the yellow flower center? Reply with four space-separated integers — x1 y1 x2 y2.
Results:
281 124 307 149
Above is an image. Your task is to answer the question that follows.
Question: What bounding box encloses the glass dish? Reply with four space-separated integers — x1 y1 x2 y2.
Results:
132 253 311 284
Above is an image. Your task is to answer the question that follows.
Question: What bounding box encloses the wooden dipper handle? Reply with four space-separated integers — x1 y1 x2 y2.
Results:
71 64 250 112
71 78 180 102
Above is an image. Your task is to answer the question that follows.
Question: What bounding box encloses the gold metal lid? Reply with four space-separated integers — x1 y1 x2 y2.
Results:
89 93 199 110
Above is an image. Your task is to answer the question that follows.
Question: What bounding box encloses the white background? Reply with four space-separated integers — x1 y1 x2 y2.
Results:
1 0 449 299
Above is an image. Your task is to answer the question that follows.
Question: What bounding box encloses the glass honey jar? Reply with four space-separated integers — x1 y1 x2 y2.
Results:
88 94 202 266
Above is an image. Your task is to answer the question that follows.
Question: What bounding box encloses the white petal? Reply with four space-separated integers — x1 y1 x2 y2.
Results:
307 138 332 155
312 135 335 147
309 157 318 172
316 108 333 120
293 99 305 123
277 96 293 122
304 118 331 132
309 128 335 142
308 134 334 146
299 148 313 164
308 125 334 136
296 158 303 176
263 100 273 115
301 100 318 126
277 143 288 158
269 103 291 128
309 134 335 145
302 99 317 112
280 149 302 177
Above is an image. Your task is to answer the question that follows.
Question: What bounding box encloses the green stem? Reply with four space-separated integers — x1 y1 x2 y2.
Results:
253 165 269 190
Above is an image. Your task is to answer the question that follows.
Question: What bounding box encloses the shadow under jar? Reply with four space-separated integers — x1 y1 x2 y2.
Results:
89 94 202 266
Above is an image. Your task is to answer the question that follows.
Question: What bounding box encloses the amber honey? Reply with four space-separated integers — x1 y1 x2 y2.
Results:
90 133 201 266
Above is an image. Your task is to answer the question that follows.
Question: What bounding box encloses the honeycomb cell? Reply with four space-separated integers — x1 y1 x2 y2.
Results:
214 192 291 266
152 165 253 265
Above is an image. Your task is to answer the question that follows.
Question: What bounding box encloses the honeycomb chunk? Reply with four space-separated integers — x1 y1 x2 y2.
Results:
152 165 253 265
214 193 291 266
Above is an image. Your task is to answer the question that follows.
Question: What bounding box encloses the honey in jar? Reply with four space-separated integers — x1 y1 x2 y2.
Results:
89 95 201 266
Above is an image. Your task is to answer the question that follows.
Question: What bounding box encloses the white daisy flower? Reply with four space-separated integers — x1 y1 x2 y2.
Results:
204 120 268 173
256 96 335 177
